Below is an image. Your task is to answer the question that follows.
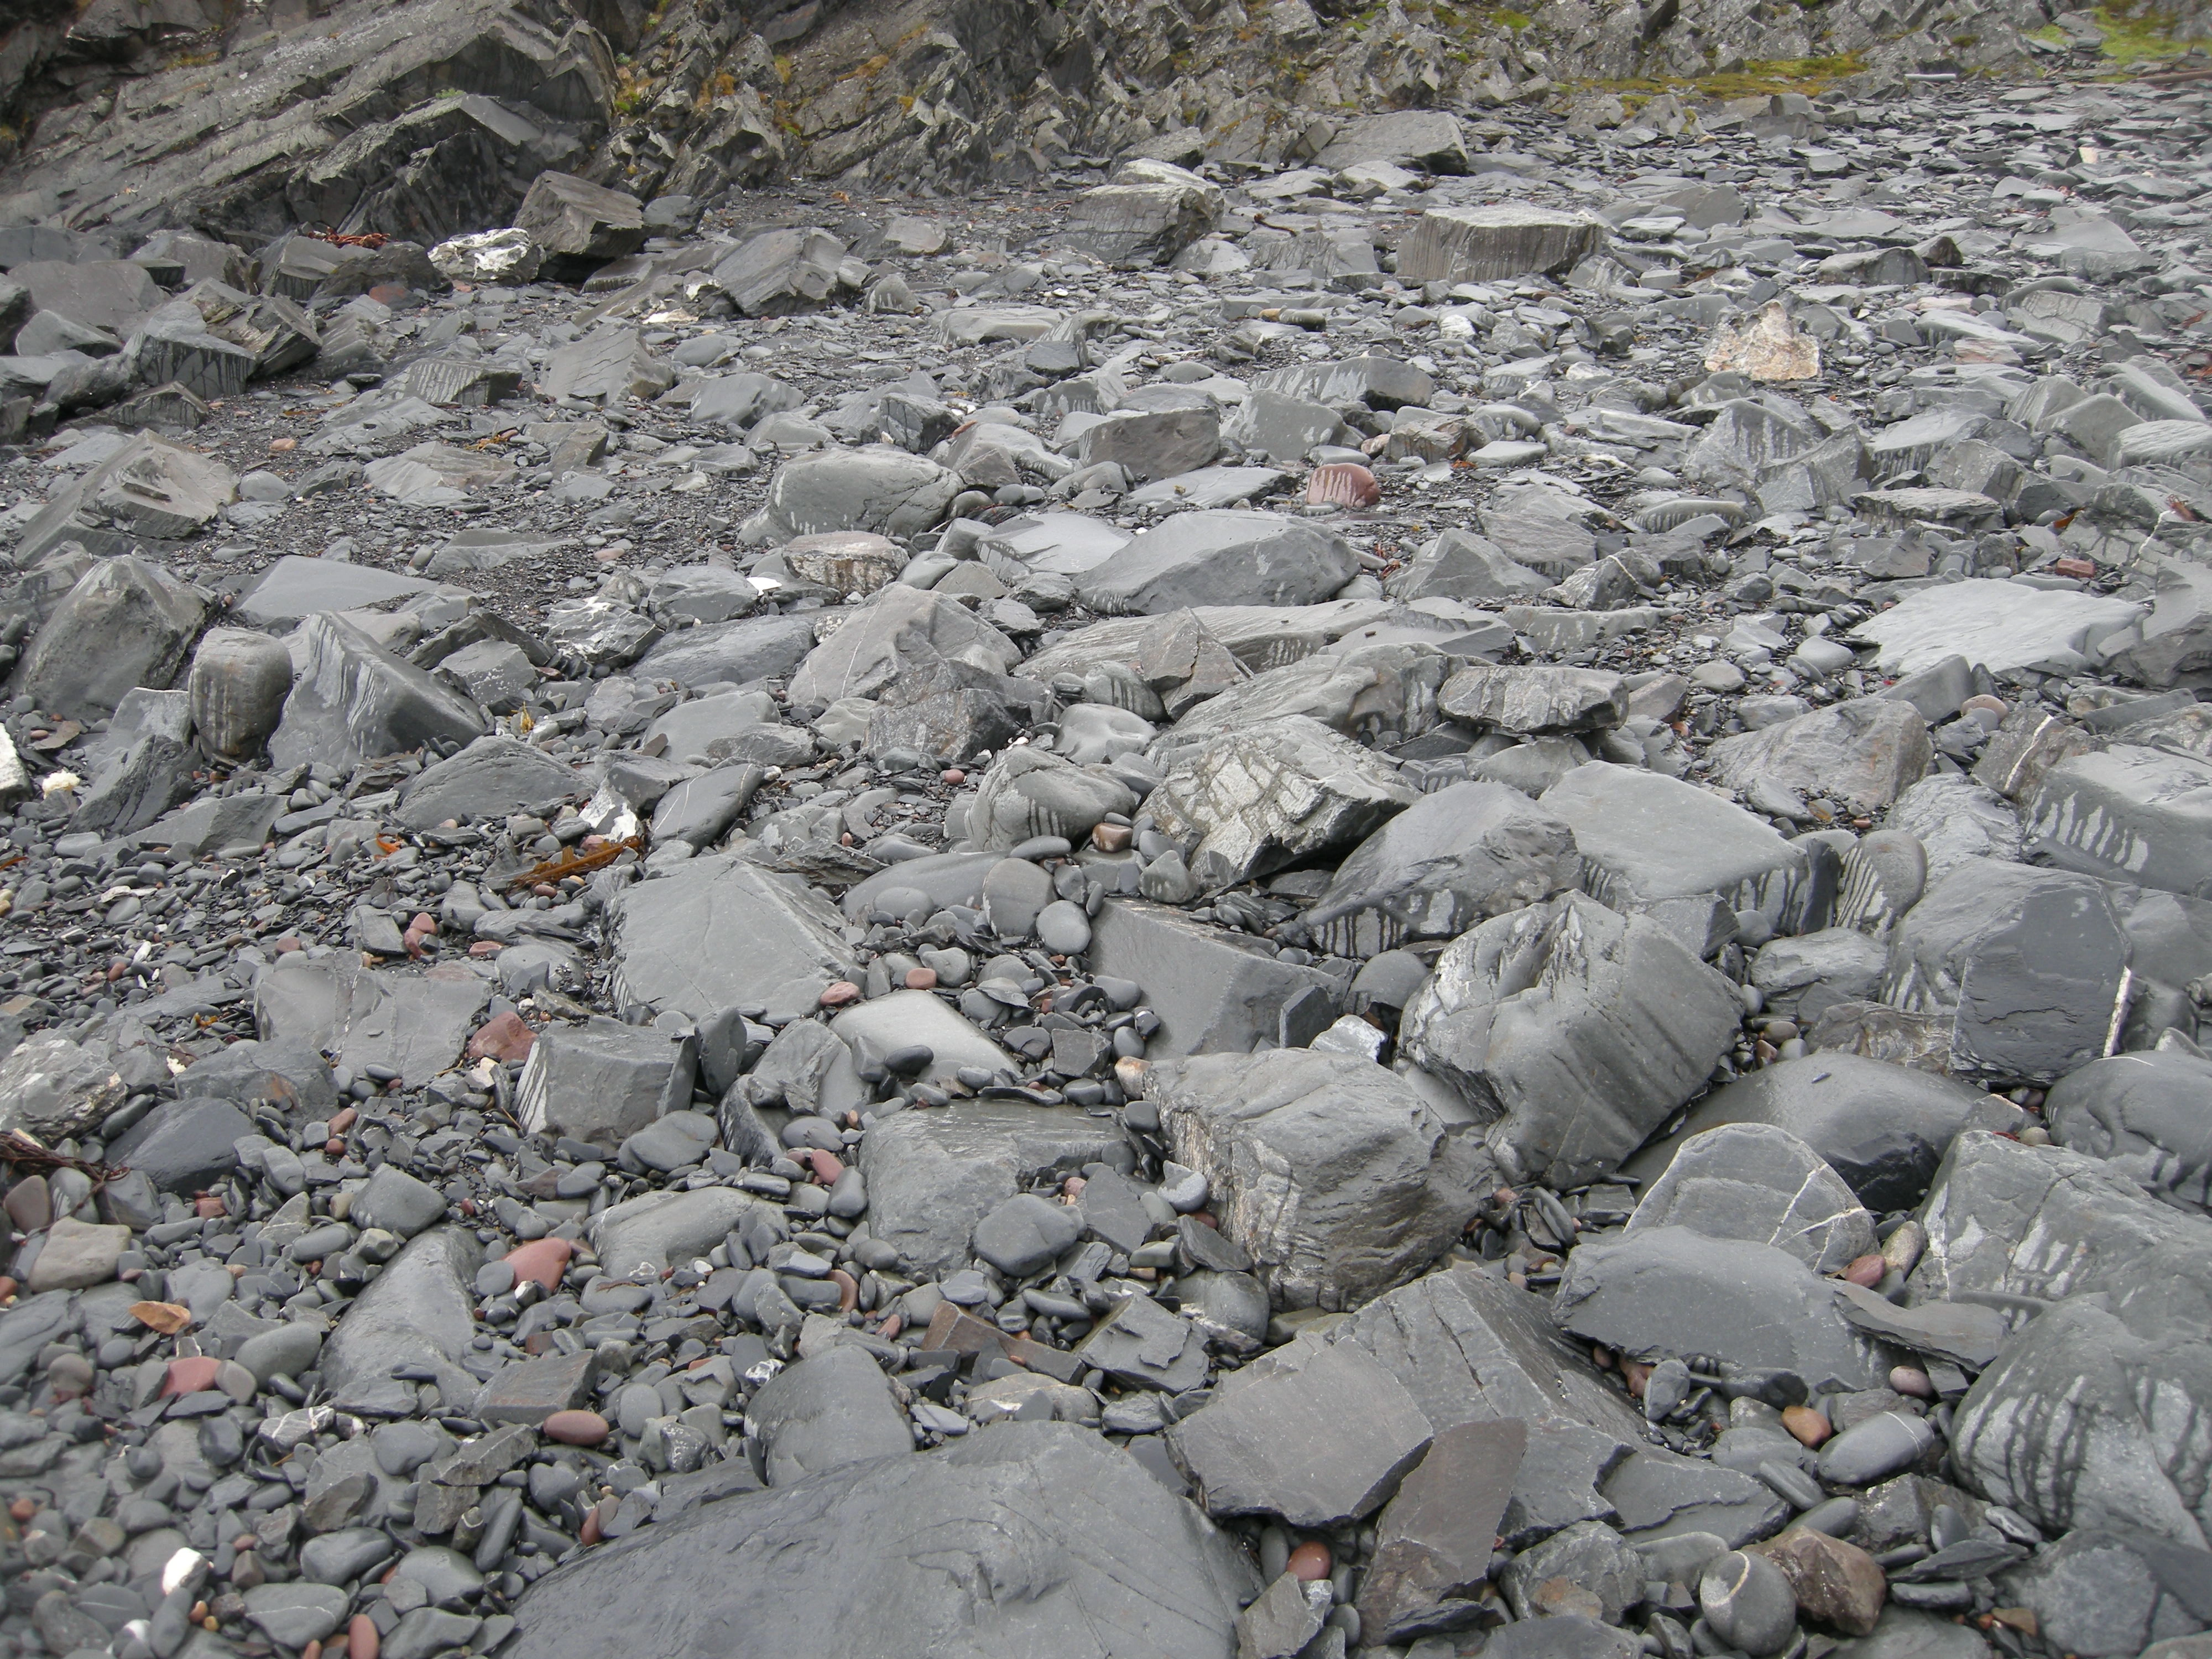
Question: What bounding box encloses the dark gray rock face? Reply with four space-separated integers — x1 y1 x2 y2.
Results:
606 854 858 1020
1952 1236 2212 1548
1994 1526 2212 1659
1620 1055 2015 1213
1168 1341 1435 1525
2045 1050 2212 1211
1300 781 1581 958
1882 860 2132 1085
1401 893 1744 1189
1075 510 1359 614
11 554 204 720
1913 1131 2203 1307
744 1345 913 1486
1626 1123 1875 1274
395 735 575 829
187 627 295 759
506 1423 1260 1659
1087 900 1341 1057
107 1097 252 1193
1553 1225 1880 1390
270 613 488 774
858 1100 1129 1276
320 1228 481 1411
1148 1049 1489 1311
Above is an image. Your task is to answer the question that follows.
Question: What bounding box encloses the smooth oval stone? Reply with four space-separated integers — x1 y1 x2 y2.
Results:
1816 1409 1937 1487
1009 835 1073 860
1796 1497 1860 1538
1035 899 1092 955
1698 1550 1798 1657
299 1527 395 1587
543 1410 610 1446
982 857 1054 937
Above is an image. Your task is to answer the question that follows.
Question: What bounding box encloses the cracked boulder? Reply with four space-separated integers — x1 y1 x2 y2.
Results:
1147 1048 1490 1312
1401 893 1744 1190
1625 1122 1876 1275
1299 780 1581 958
1143 713 1418 893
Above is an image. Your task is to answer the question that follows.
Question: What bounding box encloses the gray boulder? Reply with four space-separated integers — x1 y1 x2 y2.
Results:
320 1228 481 1412
1149 643 1446 765
1087 900 1343 1057
1075 510 1359 614
740 446 961 545
1148 1049 1489 1312
632 613 816 690
1386 528 1552 602
607 855 858 1020
269 613 487 775
1707 700 1933 813
1395 204 1608 284
786 585 1018 706
1144 713 1417 892
1438 665 1628 736
514 170 645 260
504 1422 1258 1659
1913 1130 2204 1306
1627 1123 1876 1274
1888 773 2024 884
858 1100 1128 1276
1953 1237 2212 1550
2046 1049 2212 1211
1300 781 1581 957
12 554 205 721
1401 893 1744 1189
1882 861 2131 1084
2028 745 2212 900
397 736 575 829
1542 764 1825 933
746 1345 912 1486
1553 1226 1880 1390
1620 1055 2016 1213
966 748 1137 851
1057 164 1222 267
515 1018 697 1151
1990 1525 2212 1659
187 628 295 759
1168 1341 1433 1525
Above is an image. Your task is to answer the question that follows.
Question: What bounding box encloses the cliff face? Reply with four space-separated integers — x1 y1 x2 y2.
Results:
0 0 2078 241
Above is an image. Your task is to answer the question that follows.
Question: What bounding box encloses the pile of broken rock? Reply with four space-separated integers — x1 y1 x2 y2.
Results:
2 86 2212 1659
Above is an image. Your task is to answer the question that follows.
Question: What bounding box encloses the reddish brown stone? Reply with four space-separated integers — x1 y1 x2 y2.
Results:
905 967 938 990
1782 1404 1831 1448
468 1010 536 1064
164 1356 222 1396
1307 462 1380 508
1288 1541 1333 1582
820 980 862 1008
506 1238 573 1293
1752 1526 1887 1636
543 1409 611 1446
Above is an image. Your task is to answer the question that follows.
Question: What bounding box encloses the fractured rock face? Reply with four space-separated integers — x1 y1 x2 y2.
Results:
1881 860 2131 1085
269 613 488 775
1143 713 1418 892
1626 1121 1876 1274
1148 1048 1489 1311
12 554 205 721
786 585 1018 705
1396 204 1608 284
1076 510 1360 615
508 1422 1258 1658
1707 700 1933 813
1401 893 1744 1189
1300 781 1581 957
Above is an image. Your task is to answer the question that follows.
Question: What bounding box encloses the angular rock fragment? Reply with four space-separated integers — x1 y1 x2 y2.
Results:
1168 1342 1433 1525
1088 900 1343 1056
269 613 488 774
515 1019 696 1150
515 171 646 262
745 1345 912 1486
1076 510 1359 614
12 554 205 721
1555 1225 1879 1389
1300 781 1580 957
506 1423 1258 1658
1627 1123 1875 1274
1438 665 1628 736
2027 745 2212 900
1708 700 1933 814
787 585 1017 705
1144 713 1417 891
1148 1049 1488 1311
1401 893 1744 1188
606 854 859 1019
1396 204 1608 284
1881 861 2131 1084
